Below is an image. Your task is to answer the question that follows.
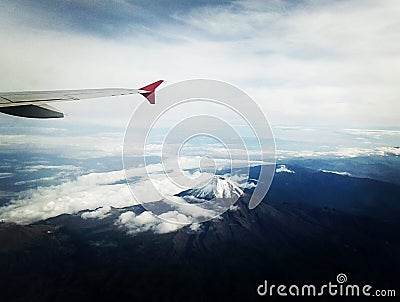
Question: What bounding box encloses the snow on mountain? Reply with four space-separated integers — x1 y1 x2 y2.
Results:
176 176 243 202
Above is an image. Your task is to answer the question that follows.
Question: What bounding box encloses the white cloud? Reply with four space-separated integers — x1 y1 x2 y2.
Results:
342 129 400 137
14 173 69 186
118 211 136 225
0 0 398 127
116 211 157 233
19 165 80 172
320 170 351 177
229 205 239 211
175 0 400 127
277 146 400 159
2 132 397 226
0 158 232 225
0 133 123 158
81 206 112 220
189 223 202 232
0 173 13 179
276 165 295 173
0 169 134 224
116 210 191 234
382 147 400 156
157 211 192 233
243 182 257 189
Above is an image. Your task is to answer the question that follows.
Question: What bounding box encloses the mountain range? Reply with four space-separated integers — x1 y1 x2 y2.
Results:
1 164 399 301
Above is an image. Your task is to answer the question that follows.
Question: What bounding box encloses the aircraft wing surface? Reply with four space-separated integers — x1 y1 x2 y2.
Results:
0 80 163 118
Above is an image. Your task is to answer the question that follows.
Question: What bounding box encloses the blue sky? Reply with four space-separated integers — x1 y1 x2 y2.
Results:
2 0 233 37
0 0 399 128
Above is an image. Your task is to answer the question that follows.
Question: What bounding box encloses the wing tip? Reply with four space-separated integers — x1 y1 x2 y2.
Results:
139 80 164 104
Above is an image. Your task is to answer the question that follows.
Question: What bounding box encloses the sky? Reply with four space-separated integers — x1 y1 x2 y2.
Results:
0 0 399 128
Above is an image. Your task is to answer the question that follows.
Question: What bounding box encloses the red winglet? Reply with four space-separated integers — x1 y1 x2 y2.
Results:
139 80 164 104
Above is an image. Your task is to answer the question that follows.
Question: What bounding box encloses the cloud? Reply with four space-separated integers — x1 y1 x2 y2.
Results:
229 205 239 211
0 132 124 159
81 206 112 220
118 211 136 225
0 0 398 127
1 122 398 226
0 156 233 225
157 211 192 233
0 169 134 224
116 210 193 234
277 147 400 159
177 0 400 127
19 165 79 172
0 173 13 179
320 170 351 177
342 129 400 137
383 147 400 156
0 0 232 37
14 173 69 186
1 127 398 226
189 223 202 232
223 173 254 189
242 182 257 189
276 165 294 173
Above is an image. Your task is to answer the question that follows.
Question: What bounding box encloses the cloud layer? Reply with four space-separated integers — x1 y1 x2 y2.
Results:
0 0 399 127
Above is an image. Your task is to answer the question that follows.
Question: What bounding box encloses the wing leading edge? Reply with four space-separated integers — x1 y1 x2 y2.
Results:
0 80 163 119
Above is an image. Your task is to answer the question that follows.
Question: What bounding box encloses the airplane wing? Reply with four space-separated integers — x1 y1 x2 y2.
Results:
0 80 163 119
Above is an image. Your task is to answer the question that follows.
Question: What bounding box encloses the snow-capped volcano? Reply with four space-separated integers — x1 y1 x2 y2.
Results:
176 176 243 202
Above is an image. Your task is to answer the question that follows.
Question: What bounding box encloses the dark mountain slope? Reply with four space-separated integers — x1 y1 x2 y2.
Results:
1 167 399 301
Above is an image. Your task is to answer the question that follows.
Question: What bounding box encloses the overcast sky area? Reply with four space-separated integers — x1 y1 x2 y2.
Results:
0 0 399 128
